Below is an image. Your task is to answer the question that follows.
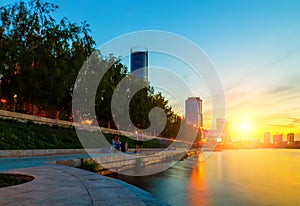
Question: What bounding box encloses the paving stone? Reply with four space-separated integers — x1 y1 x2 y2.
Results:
93 199 146 206
0 165 169 206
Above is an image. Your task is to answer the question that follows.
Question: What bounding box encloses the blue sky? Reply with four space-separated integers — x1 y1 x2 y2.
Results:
1 0 300 139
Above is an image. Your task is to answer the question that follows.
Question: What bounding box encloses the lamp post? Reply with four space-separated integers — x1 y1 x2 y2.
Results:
13 94 17 112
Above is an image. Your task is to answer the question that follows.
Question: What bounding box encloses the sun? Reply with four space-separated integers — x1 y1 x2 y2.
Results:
239 121 251 134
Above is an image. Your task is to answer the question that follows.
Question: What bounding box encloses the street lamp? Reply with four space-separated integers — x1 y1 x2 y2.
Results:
13 94 17 112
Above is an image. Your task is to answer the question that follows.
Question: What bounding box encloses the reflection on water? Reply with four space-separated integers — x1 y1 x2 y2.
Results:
114 149 300 206
188 157 207 206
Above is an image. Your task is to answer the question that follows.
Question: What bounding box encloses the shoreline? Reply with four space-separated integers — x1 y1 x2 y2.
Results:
0 164 171 206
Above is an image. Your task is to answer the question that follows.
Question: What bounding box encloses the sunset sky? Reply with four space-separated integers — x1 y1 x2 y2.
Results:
2 0 300 140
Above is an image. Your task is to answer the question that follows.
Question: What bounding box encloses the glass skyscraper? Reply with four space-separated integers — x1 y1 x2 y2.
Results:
130 48 148 82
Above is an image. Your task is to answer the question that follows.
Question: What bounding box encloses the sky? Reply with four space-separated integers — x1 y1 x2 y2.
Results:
1 0 300 140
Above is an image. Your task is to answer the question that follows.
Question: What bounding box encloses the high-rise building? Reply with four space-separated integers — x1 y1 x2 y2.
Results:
287 133 295 144
216 118 231 142
185 97 203 128
130 48 148 82
264 132 271 144
273 134 283 144
216 118 225 132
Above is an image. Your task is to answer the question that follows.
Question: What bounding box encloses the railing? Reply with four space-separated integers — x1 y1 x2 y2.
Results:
0 109 72 127
0 109 192 145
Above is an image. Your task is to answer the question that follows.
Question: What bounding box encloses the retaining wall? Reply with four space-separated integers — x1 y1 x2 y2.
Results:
0 148 103 158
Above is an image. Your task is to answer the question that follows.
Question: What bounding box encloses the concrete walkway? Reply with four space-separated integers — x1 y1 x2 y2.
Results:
0 164 170 206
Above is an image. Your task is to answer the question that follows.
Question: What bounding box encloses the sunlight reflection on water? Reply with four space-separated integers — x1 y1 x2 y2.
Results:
115 149 300 206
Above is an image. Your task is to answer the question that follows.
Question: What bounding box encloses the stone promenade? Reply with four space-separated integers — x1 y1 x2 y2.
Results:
0 164 169 206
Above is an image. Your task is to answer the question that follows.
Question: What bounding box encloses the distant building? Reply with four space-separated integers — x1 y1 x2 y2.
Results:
185 97 203 128
273 134 283 144
202 118 230 143
216 118 225 132
130 48 148 82
203 129 217 140
202 129 222 142
216 118 231 143
264 132 271 144
287 133 295 144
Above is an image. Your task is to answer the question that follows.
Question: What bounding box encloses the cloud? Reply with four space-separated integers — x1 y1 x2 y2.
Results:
264 124 295 128
263 86 293 95
288 118 300 124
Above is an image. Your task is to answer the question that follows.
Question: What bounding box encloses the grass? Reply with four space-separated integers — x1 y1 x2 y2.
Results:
0 118 171 150
81 160 99 172
0 174 30 188
0 119 82 149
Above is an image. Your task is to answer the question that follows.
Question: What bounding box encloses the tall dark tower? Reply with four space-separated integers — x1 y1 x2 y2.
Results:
130 48 148 82
185 97 203 128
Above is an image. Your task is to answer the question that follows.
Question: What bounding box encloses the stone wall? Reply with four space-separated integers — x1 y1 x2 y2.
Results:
0 148 104 158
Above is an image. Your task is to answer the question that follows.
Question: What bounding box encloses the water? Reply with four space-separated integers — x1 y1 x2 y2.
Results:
114 149 300 206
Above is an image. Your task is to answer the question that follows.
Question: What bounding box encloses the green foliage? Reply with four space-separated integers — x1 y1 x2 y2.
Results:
81 160 98 173
95 55 128 128
0 119 171 150
0 1 181 139
0 0 95 116
0 119 82 149
75 51 181 138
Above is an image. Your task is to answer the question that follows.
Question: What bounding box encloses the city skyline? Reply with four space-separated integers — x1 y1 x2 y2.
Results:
1 0 299 140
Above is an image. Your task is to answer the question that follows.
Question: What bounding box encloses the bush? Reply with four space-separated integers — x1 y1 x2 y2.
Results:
81 160 98 172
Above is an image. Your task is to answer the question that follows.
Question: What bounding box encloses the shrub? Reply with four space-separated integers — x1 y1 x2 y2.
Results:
81 160 98 172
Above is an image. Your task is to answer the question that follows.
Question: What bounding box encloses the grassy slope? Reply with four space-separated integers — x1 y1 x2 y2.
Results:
0 119 168 150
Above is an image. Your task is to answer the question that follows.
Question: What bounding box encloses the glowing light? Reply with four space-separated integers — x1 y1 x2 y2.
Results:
239 121 251 133
0 98 7 104
81 119 93 125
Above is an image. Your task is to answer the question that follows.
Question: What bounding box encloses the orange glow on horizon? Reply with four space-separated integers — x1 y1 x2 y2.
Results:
225 116 299 142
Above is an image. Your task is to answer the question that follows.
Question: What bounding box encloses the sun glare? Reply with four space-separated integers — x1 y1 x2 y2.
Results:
239 122 251 133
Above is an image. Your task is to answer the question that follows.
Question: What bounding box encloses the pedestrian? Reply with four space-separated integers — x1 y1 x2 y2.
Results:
112 136 116 149
116 137 121 151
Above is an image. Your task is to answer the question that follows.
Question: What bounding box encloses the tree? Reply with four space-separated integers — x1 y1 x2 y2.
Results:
0 0 95 117
95 55 128 127
76 51 180 138
0 1 181 139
